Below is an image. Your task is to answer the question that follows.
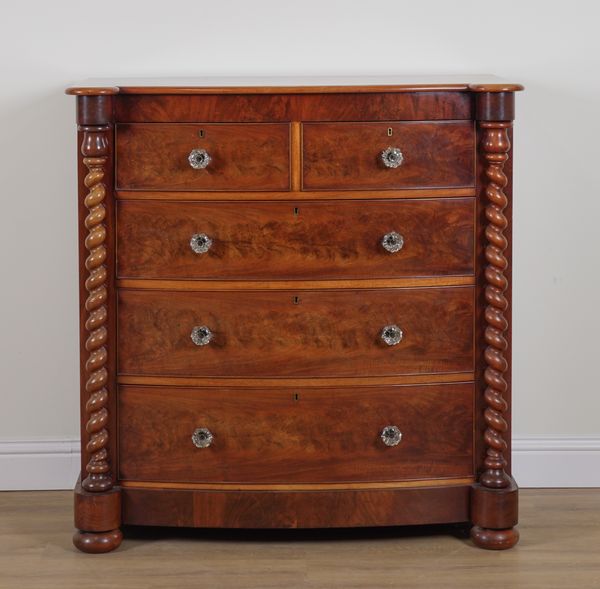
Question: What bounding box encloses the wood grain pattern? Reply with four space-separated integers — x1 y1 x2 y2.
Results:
79 125 113 493
67 80 522 552
121 485 471 529
116 123 290 191
66 74 524 95
114 91 472 123
119 477 475 491
118 383 473 483
117 287 475 378
479 122 512 489
116 277 475 291
303 121 474 190
116 199 475 280
116 372 475 388
116 187 477 201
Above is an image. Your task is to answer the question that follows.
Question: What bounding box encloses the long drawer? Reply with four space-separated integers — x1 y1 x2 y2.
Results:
117 199 474 280
118 383 474 484
117 287 474 378
302 121 474 190
116 123 290 191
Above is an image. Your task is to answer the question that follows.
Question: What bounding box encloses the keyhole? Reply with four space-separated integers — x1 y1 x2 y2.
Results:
198 129 205 138
387 127 393 137
293 295 300 304
293 207 299 217
293 393 300 401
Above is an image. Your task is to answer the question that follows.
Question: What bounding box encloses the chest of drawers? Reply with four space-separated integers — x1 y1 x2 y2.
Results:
67 76 523 553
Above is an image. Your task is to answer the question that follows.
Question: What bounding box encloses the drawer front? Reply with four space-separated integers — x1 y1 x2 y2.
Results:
118 383 474 483
118 287 474 378
117 199 475 280
303 121 474 190
116 123 290 191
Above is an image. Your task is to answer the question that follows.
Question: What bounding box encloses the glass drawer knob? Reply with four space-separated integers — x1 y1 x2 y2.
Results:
192 427 214 448
191 325 213 346
381 231 404 253
381 324 403 346
188 148 211 169
190 233 213 254
381 425 402 447
380 146 404 168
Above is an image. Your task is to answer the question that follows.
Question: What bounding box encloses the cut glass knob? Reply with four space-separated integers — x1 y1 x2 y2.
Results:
188 148 211 169
380 146 404 168
381 324 403 346
381 231 404 253
192 427 214 448
191 325 213 346
190 233 213 254
380 425 402 447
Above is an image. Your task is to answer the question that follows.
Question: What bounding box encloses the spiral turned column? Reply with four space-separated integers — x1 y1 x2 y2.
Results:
81 125 112 493
480 121 512 490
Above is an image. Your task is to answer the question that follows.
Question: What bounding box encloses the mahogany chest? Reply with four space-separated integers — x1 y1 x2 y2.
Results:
67 76 523 553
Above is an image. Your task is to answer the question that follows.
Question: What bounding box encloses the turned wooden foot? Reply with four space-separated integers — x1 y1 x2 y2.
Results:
73 477 122 553
73 529 122 553
471 525 519 550
470 478 519 550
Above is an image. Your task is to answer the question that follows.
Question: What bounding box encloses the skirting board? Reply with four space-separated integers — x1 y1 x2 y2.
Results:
0 436 599 491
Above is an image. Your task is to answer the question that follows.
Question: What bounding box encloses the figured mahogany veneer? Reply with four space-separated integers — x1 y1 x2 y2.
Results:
117 199 475 280
114 91 473 123
303 122 474 190
116 123 290 191
69 76 522 553
117 287 474 378
118 383 474 484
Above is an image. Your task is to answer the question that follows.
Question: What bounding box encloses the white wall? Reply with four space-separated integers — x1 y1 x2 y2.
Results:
1 1 599 487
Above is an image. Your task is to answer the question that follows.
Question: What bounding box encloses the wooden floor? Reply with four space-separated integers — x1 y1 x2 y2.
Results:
1 489 599 589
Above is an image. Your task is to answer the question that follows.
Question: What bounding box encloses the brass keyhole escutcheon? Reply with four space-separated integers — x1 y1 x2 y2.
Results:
198 129 205 138
293 206 299 217
293 295 301 305
387 127 393 137
293 393 300 401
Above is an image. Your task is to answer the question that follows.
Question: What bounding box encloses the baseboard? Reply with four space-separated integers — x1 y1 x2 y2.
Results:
512 436 600 488
1 436 599 490
0 439 81 490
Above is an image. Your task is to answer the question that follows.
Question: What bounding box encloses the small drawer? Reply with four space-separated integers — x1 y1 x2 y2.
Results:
302 121 474 190
117 287 474 378
118 383 474 484
116 123 290 191
117 199 475 280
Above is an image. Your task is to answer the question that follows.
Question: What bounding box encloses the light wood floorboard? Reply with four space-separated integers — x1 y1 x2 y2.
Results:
0 489 599 589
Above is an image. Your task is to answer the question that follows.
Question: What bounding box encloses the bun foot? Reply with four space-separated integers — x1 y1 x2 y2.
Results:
73 529 123 553
470 526 519 550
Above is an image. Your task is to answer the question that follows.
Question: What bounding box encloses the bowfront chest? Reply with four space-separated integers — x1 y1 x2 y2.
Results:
67 76 523 553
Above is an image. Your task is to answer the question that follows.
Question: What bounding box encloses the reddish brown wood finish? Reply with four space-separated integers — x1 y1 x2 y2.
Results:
114 92 472 123
117 287 474 378
121 484 471 528
118 383 473 484
79 123 113 493
470 526 519 550
469 92 519 549
74 482 121 531
69 79 521 553
73 529 123 554
65 74 523 96
303 122 474 190
116 123 290 191
479 121 512 490
116 199 475 280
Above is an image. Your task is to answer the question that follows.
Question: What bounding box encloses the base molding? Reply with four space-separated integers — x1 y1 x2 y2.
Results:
122 484 470 528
